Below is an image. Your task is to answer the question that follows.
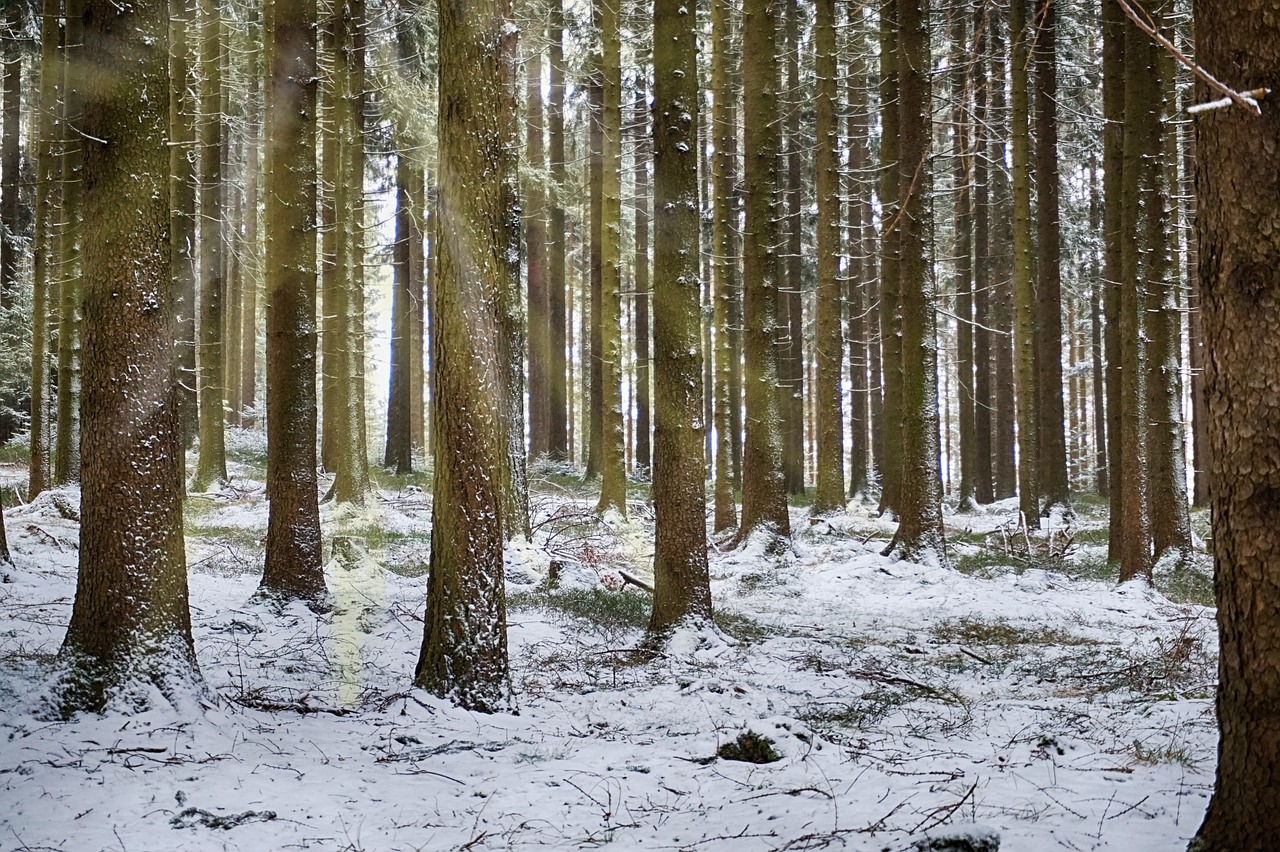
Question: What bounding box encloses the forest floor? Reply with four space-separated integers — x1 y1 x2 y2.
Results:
0 443 1219 851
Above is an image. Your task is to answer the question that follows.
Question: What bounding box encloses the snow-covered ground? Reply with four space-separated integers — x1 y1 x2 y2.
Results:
0 463 1218 851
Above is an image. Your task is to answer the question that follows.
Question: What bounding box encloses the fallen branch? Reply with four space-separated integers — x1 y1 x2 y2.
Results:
910 780 977 835
619 570 654 593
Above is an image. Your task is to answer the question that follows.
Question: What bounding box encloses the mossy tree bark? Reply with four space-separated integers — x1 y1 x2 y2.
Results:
737 0 790 544
53 0 201 715
1190 2 1280 847
649 0 712 636
811 0 843 516
415 0 518 713
260 0 326 606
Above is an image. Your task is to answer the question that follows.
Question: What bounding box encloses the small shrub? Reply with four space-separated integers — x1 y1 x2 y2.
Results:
717 730 780 764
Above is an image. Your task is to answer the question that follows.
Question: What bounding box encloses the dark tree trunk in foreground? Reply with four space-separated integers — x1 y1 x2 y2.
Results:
1191 2 1280 848
52 0 201 715
737 0 790 543
886 0 945 566
415 0 517 713
260 0 326 606
649 0 711 635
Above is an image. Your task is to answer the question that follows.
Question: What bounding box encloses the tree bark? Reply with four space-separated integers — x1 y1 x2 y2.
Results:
876 0 902 516
1102 0 1125 560
547 0 568 460
1010 0 1037 524
0 2 20 311
53 0 201 715
633 90 651 475
971 5 994 505
710 0 736 532
53 0 84 485
1190 2 1280 847
525 27 549 463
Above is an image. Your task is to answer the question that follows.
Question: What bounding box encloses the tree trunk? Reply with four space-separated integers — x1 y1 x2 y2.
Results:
952 9 975 511
737 0 790 543
0 1 20 311
1010 0 1038 524
54 0 84 485
1191 3 1280 848
633 90 651 475
525 29 549 463
193 0 227 492
971 6 994 505
585 51 603 481
649 0 712 635
876 0 902 516
385 154 415 474
780 0 804 496
710 0 736 532
1102 0 1125 560
260 0 326 606
239 62 260 428
53 0 201 715
811 0 843 515
845 14 872 500
414 0 517 713
886 0 945 565
547 0 568 460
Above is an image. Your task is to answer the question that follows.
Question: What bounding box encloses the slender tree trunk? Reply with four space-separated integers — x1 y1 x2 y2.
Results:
595 0 626 516
260 0 326 606
415 0 517 712
1088 157 1108 497
385 154 415 474
239 62 260 427
1010 0 1037 523
737 0 790 543
845 16 871 500
193 0 227 491
0 2 20 312
649 0 712 634
585 43 603 481
1102 0 1125 561
547 0 568 460
633 91 651 475
710 0 736 531
952 10 975 511
525 28 549 463
971 5 994 505
53 0 200 714
876 0 902 516
811 0 843 514
781 0 804 496
53 0 84 485
1183 72 1207 508
989 14 1017 501
1033 0 1069 513
1191 3 1280 848
319 17 341 473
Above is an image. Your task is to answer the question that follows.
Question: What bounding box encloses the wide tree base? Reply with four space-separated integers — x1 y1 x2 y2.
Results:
37 642 205 720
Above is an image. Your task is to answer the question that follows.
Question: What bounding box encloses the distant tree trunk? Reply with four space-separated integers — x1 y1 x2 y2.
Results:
28 0 60 501
1116 10 1152 582
737 0 789 543
319 17 341 473
595 0 626 516
1191 3 1280 848
260 0 326 606
633 90 651 474
385 155 415 474
1033 0 1070 514
0 1 20 312
239 63 260 427
971 6 994 505
53 0 84 485
886 0 945 565
726 36 744 493
876 0 902 516
952 10 975 511
547 0 568 460
649 0 712 634
1088 158 1108 497
988 15 1017 501
193 0 227 491
811 0 843 515
53 0 201 715
585 45 603 481
1102 0 1125 561
525 28 549 463
710 0 735 531
1010 0 1037 524
845 13 872 499
1183 79 1207 508
781 0 804 496
415 0 517 712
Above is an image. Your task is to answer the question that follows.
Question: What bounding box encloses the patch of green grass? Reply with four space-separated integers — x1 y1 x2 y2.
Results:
1155 556 1214 607
509 587 651 631
1132 738 1198 768
1062 550 1118 582
952 549 1019 579
368 465 434 492
930 616 1094 650
188 525 264 551
717 730 780 764
0 439 28 464
1072 526 1112 547
715 611 773 644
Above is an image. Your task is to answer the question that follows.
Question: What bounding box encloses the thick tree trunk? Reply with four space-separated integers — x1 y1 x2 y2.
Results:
737 0 790 543
53 0 201 715
525 32 549 463
649 0 712 635
876 0 902 516
415 0 517 712
547 0 568 460
260 0 326 606
1191 2 1280 848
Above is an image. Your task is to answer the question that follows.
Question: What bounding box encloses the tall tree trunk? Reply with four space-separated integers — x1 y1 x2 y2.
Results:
1010 0 1037 523
1191 2 1280 847
952 9 975 511
971 4 994 505
1089 157 1108 497
547 0 568 460
989 14 1017 501
595 0 626 516
585 44 603 481
876 0 902 516
710 0 736 531
53 0 84 485
781 0 804 496
1116 10 1152 582
887 0 945 565
239 60 260 428
28 0 60 500
385 154 415 474
415 0 517 712
193 0 227 491
811 0 843 514
54 0 200 714
633 90 651 475
1102 0 1125 560
737 0 790 543
525 26 549 463
0 1 20 312
1033 0 1070 513
1182 65 1207 508
260 0 326 606
845 12 872 499
319 16 341 473
649 0 712 634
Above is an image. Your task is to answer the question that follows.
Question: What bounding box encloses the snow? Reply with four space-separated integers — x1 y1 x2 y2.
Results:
0 473 1216 850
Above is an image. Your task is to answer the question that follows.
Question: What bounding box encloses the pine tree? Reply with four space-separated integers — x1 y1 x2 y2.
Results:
547 0 568 460
0 1 20 312
710 0 736 532
1010 0 1037 524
